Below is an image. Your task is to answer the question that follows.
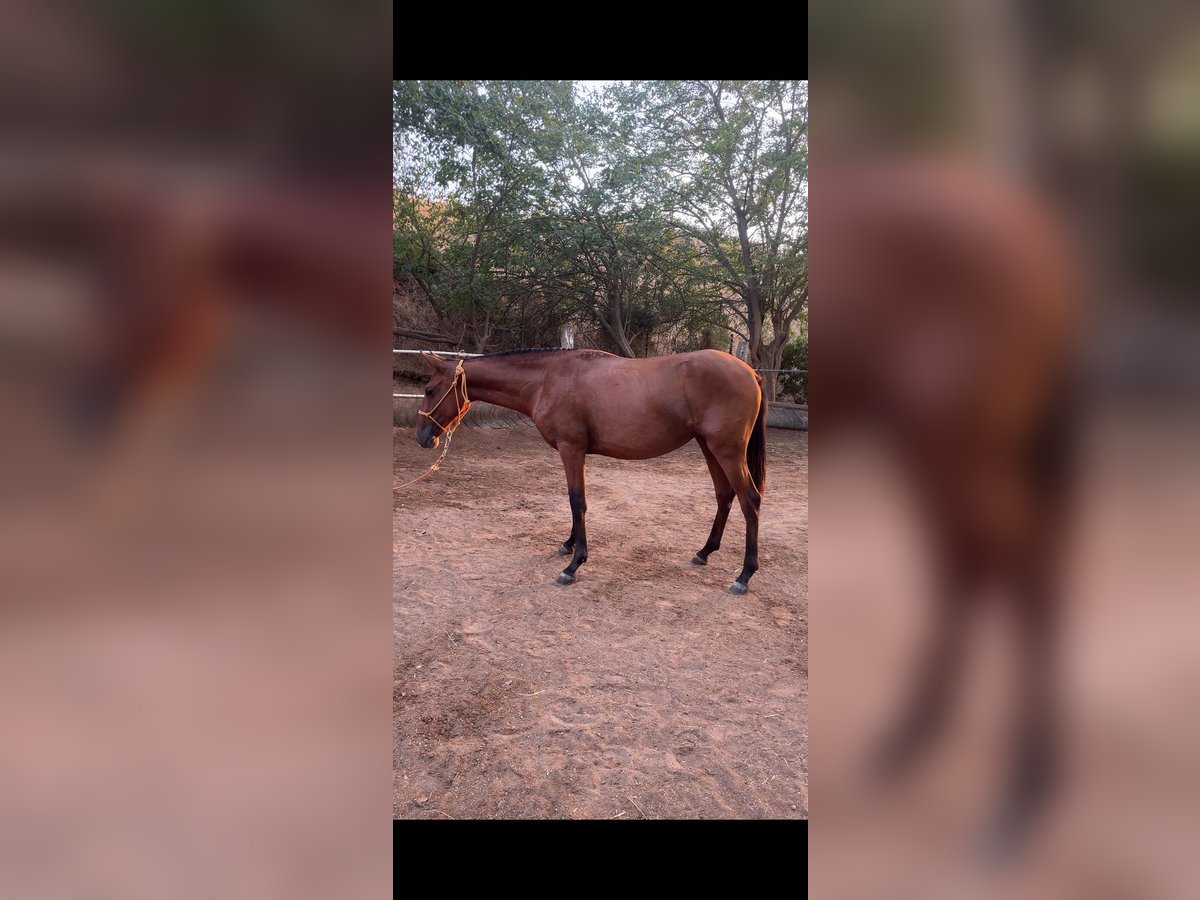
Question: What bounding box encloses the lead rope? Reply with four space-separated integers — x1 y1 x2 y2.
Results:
394 360 471 492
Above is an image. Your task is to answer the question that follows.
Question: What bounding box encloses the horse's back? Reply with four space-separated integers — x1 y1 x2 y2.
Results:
601 349 759 427
541 350 760 459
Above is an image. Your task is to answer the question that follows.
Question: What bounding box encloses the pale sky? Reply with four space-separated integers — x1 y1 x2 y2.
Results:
575 81 614 98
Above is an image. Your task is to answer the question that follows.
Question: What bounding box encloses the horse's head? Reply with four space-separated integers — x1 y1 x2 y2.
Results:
414 352 471 448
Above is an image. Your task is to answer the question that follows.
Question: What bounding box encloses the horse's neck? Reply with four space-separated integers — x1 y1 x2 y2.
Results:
463 358 547 417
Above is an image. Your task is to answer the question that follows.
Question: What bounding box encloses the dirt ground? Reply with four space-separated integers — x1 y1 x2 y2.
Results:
394 423 807 819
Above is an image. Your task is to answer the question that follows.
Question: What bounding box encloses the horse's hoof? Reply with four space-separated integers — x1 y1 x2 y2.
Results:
556 573 575 586
692 553 707 566
728 581 748 595
558 544 572 556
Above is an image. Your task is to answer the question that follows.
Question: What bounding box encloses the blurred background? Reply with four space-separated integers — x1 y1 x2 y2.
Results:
0 1 392 897
6 0 1200 889
810 0 1200 896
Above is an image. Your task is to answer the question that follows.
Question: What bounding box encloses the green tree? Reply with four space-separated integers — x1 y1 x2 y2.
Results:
517 92 720 356
778 314 808 404
393 80 573 351
619 80 809 396
393 81 806 365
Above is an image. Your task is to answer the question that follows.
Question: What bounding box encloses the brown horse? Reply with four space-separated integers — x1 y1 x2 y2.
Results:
814 157 1081 854
46 163 386 440
413 348 768 593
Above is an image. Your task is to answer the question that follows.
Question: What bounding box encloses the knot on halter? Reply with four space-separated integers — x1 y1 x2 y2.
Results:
418 359 472 437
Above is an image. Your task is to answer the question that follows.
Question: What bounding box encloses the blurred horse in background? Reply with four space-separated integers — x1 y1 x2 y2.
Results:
62 163 386 439
814 156 1080 855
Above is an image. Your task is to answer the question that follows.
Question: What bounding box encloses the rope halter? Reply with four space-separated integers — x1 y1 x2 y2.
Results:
418 359 471 439
395 359 471 492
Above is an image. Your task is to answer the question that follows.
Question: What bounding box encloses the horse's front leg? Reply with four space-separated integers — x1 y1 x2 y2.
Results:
556 444 588 585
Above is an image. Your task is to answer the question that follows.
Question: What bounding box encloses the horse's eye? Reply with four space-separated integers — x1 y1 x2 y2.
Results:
425 388 434 396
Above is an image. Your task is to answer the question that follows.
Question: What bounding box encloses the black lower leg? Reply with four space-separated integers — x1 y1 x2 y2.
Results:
559 522 577 556
870 553 980 781
981 679 1057 863
695 496 733 564
557 489 587 584
872 593 970 780
730 488 761 593
984 581 1059 858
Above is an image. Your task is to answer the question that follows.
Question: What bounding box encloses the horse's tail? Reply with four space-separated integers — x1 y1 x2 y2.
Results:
747 378 768 496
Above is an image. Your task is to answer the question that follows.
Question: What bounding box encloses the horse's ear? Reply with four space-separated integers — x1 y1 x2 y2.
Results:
417 351 442 372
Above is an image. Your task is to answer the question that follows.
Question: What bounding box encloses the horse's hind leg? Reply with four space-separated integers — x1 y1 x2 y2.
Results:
871 446 994 781
982 557 1061 859
984 388 1075 857
692 437 735 566
555 443 589 585
710 448 761 594
870 556 981 782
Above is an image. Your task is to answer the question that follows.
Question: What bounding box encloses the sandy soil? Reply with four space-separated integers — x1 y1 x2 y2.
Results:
394 424 807 819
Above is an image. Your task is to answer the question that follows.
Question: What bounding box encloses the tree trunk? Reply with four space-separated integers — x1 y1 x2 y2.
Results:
734 207 767 372
604 287 637 357
761 337 788 401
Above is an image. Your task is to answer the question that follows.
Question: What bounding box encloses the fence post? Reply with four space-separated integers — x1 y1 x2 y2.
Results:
561 325 574 349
